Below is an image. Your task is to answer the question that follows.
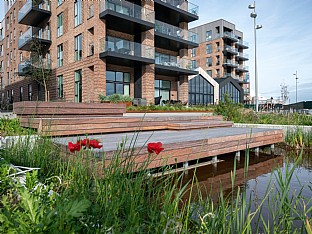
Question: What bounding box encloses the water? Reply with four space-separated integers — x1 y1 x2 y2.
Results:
181 148 312 231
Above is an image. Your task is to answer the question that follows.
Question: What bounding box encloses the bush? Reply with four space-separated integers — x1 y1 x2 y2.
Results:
99 94 133 103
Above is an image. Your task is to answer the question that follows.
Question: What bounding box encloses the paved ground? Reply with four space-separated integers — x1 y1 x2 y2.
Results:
53 127 274 152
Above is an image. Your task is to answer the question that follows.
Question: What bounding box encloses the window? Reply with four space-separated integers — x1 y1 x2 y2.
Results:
206 57 212 67
74 70 82 102
191 60 197 69
13 68 16 81
28 84 32 101
207 70 212 77
106 71 130 96
206 30 212 41
10 89 14 103
154 80 170 104
206 44 212 54
74 0 82 27
13 9 16 21
89 4 94 18
0 45 3 56
20 52 23 62
220 82 240 103
6 36 9 48
13 48 16 60
13 28 16 40
57 75 63 98
57 44 63 67
74 34 82 61
19 86 23 101
89 42 94 56
10 13 12 24
57 13 63 37
57 0 63 6
216 69 220 77
191 48 196 57
188 76 214 105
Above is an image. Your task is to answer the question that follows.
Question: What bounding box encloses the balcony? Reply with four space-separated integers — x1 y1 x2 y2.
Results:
18 27 51 51
18 0 51 26
18 58 51 76
0 35 4 42
155 20 198 51
222 32 238 42
236 39 249 49
236 65 249 72
223 45 238 55
99 36 155 66
99 0 154 35
222 59 238 68
235 52 249 61
155 52 197 76
154 0 198 24
223 72 232 78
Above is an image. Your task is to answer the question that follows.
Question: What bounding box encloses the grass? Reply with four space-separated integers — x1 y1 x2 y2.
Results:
0 117 35 136
284 127 312 148
1 135 312 233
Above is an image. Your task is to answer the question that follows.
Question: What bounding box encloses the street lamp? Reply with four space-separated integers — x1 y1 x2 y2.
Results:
248 1 262 112
293 71 299 103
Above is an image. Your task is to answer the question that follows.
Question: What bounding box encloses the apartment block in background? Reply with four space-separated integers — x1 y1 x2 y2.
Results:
190 19 250 104
0 0 199 107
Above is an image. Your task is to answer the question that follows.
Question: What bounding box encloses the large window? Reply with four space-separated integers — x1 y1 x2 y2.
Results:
220 82 240 103
154 80 170 104
28 84 32 101
57 75 63 98
74 0 82 27
188 76 214 105
75 34 82 61
206 57 212 67
74 70 82 102
206 30 212 41
191 48 196 57
57 44 63 67
57 13 63 37
57 0 63 6
206 44 212 54
106 71 130 96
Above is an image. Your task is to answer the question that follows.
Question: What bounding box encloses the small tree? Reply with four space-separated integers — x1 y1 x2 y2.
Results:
25 39 51 102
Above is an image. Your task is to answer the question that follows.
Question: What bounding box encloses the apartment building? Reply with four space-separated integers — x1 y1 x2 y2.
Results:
0 0 199 107
190 19 250 103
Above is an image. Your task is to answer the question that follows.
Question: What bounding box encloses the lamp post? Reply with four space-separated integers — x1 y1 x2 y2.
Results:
293 71 299 103
248 1 262 112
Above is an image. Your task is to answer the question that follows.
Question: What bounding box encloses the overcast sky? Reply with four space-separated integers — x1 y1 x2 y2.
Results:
1 0 311 103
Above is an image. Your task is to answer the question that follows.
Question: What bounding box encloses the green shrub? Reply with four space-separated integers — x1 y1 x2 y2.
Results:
99 94 133 103
0 118 34 136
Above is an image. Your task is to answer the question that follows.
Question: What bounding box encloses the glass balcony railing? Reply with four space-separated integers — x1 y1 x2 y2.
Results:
158 0 199 16
18 0 51 22
223 59 237 67
237 52 249 59
100 36 155 60
19 58 51 75
155 20 198 43
236 39 249 47
18 26 51 48
223 31 238 41
155 52 195 70
236 65 249 71
100 0 155 23
224 45 238 54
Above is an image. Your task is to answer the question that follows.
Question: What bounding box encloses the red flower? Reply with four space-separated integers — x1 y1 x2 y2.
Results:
68 141 82 153
89 139 103 149
81 139 90 148
147 142 164 155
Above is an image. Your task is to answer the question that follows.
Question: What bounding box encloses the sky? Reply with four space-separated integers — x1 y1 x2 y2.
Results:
1 0 311 103
189 0 312 103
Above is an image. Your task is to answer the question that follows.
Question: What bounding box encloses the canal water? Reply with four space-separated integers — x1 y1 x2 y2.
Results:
180 147 312 231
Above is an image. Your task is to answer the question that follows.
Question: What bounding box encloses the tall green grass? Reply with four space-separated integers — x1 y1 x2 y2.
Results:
1 136 312 233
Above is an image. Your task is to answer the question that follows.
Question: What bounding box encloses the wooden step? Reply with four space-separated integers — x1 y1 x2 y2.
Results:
167 121 233 130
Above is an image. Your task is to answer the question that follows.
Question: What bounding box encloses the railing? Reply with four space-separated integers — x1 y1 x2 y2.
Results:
19 58 51 74
237 52 249 59
223 59 237 66
223 72 232 77
18 26 51 48
224 45 238 54
236 39 249 47
223 31 238 41
155 20 198 43
155 52 195 70
18 0 51 21
237 65 249 71
100 36 155 60
157 0 199 16
100 0 155 23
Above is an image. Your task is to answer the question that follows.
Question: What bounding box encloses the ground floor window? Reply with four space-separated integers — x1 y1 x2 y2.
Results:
57 75 63 98
188 76 214 105
220 82 240 103
154 80 170 104
106 71 130 96
74 70 82 102
28 84 32 101
19 86 23 101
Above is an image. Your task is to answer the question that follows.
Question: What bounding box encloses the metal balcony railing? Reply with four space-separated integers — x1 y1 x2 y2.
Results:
223 31 238 41
155 52 195 70
100 0 155 23
224 45 238 54
158 0 199 16
237 52 249 59
223 59 237 67
18 0 51 22
100 36 155 60
155 20 198 43
18 26 51 49
236 39 249 47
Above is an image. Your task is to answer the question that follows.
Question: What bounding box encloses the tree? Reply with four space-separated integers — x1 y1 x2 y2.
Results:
280 82 289 104
25 38 51 102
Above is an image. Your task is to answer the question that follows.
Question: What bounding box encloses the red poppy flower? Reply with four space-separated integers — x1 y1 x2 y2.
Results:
81 139 90 148
147 142 164 155
89 139 103 149
68 141 82 153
